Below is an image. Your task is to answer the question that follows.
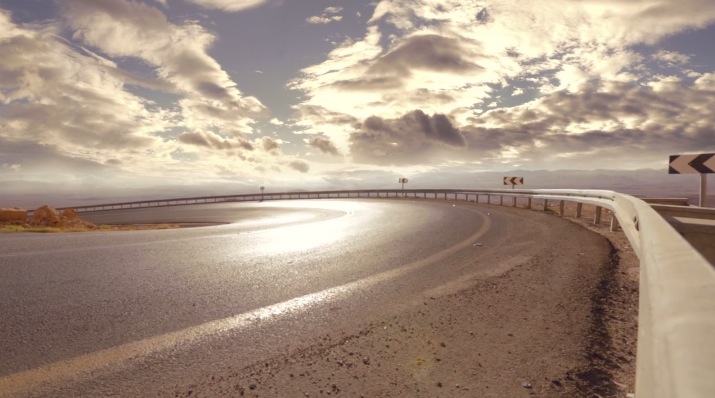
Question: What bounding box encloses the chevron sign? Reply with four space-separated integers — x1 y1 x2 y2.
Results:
503 177 524 185
669 153 715 174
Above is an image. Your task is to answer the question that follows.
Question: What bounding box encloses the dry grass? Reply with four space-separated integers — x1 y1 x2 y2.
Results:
0 223 180 233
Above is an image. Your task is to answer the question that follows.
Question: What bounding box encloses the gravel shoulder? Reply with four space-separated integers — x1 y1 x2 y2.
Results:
166 202 639 398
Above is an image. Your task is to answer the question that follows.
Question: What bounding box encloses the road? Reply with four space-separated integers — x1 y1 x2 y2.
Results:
0 199 612 397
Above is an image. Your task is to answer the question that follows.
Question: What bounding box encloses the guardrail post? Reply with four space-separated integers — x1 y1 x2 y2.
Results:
576 203 582 218
559 200 565 215
543 199 548 211
499 196 503 205
513 197 517 207
527 197 532 209
610 214 619 232
487 195 491 204
594 206 602 225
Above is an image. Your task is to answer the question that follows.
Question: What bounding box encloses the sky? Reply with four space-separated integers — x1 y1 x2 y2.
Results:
1 0 715 205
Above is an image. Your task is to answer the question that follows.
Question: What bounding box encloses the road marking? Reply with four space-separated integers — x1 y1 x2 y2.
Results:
0 206 491 396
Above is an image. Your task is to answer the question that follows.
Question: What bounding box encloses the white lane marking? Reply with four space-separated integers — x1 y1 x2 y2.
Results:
0 206 490 396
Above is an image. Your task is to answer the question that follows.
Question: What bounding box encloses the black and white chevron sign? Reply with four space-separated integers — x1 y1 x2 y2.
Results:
669 153 715 174
503 177 524 185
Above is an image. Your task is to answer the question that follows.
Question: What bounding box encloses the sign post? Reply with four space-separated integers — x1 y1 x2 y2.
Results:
398 178 408 197
668 153 714 207
260 186 265 202
503 176 524 189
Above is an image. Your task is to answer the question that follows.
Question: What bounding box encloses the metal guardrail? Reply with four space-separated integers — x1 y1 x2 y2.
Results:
52 188 714 397
651 204 715 220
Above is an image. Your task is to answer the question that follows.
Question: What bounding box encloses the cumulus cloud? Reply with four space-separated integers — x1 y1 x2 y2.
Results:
350 110 466 165
289 0 715 170
0 9 170 162
260 136 281 154
652 50 691 67
288 160 310 173
307 6 343 24
178 131 254 152
341 76 715 169
183 0 270 12
461 78 715 168
308 136 340 156
63 0 267 132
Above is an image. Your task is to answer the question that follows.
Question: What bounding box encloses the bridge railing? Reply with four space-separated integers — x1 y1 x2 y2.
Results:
53 188 714 398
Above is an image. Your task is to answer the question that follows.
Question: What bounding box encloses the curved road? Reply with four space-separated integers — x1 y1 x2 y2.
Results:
0 199 575 397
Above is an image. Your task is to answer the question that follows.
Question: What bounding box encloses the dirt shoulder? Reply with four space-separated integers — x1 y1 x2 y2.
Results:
165 202 639 398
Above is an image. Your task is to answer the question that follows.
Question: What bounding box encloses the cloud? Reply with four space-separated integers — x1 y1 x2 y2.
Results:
350 110 466 165
307 6 344 24
652 50 691 67
2 163 21 172
342 76 715 169
63 0 267 132
307 15 343 25
0 9 170 161
260 136 281 154
308 136 340 156
183 0 271 12
287 160 310 173
178 130 254 151
289 0 715 170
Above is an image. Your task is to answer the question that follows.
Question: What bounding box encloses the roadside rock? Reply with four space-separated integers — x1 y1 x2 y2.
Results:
31 205 61 226
30 205 97 229
0 207 27 223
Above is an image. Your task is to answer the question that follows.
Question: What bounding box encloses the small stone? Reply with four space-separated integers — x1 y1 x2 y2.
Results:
522 381 532 389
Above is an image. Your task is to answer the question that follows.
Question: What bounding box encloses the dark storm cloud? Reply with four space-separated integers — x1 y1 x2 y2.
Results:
350 110 467 165
309 136 340 156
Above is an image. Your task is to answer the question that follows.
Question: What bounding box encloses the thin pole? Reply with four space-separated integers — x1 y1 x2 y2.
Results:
700 174 707 207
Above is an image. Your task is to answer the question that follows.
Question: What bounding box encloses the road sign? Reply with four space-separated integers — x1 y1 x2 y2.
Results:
669 153 714 207
669 153 715 174
398 178 408 183
503 177 523 185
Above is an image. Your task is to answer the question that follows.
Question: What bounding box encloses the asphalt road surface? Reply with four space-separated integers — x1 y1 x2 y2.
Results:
0 199 611 397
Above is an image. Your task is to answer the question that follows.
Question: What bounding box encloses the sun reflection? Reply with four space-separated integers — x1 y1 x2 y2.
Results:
251 212 353 253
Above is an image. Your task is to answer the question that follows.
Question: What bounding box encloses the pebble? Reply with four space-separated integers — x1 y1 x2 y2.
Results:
522 381 532 389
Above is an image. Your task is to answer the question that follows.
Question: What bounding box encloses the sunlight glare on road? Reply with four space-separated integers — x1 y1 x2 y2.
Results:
253 213 353 253
249 200 364 254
